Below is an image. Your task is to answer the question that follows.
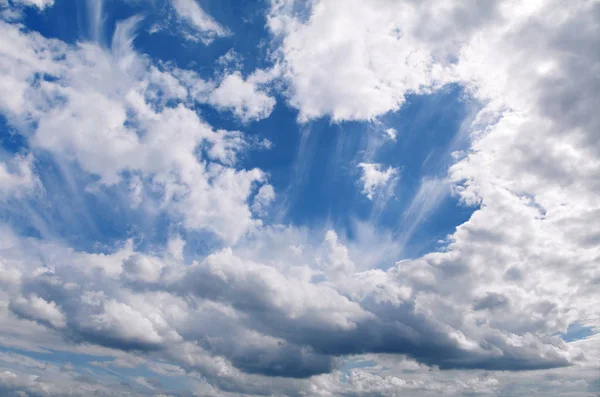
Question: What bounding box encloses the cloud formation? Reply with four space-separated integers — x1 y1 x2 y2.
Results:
170 0 229 43
357 163 398 200
0 0 598 396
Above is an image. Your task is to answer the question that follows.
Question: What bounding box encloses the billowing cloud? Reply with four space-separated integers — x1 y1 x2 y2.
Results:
209 71 276 122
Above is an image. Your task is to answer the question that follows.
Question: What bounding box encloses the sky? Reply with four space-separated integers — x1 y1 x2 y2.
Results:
0 0 598 396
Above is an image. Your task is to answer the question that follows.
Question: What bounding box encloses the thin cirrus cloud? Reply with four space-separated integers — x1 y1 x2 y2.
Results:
0 0 598 396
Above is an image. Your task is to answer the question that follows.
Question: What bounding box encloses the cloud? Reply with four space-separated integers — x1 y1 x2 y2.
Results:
9 294 66 328
251 184 275 215
0 225 578 383
0 217 597 395
357 163 398 200
267 0 457 121
0 0 599 396
208 71 276 122
384 128 397 141
12 0 54 10
0 154 39 199
170 0 229 43
268 0 600 341
0 18 270 243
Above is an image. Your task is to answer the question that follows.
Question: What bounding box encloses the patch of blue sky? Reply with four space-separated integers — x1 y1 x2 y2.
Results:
0 152 171 253
90 361 192 394
0 114 27 155
18 0 81 44
32 0 275 77
559 323 596 343
0 345 193 394
238 84 479 259
338 358 379 383
0 345 113 368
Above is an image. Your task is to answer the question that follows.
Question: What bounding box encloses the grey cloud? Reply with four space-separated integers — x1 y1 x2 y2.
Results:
3 229 574 389
473 292 509 311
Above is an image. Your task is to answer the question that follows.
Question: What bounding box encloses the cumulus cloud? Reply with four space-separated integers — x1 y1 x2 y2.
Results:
209 71 276 122
0 225 580 383
267 0 455 121
269 0 600 347
9 295 66 329
357 163 398 200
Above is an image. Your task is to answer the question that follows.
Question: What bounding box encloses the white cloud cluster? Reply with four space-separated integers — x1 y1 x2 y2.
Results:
269 0 600 329
209 71 277 122
262 0 599 394
0 221 596 396
357 162 398 200
268 0 456 121
0 17 275 242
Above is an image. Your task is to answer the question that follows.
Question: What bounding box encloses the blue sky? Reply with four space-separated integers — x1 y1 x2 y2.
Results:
0 0 598 396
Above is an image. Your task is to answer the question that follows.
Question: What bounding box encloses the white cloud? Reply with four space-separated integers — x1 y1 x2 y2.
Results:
81 299 164 347
268 0 455 121
251 184 275 215
357 162 398 200
0 154 39 199
170 0 229 43
209 71 276 122
269 0 600 339
12 0 54 10
384 128 397 141
263 0 600 394
0 215 597 396
9 295 66 328
0 18 269 243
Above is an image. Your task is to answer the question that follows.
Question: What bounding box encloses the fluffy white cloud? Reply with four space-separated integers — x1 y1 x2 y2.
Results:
251 183 275 215
0 222 582 374
269 0 600 334
0 205 598 396
268 0 455 121
357 162 398 200
12 0 54 10
209 71 276 122
170 0 229 43
0 154 39 199
0 17 270 243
